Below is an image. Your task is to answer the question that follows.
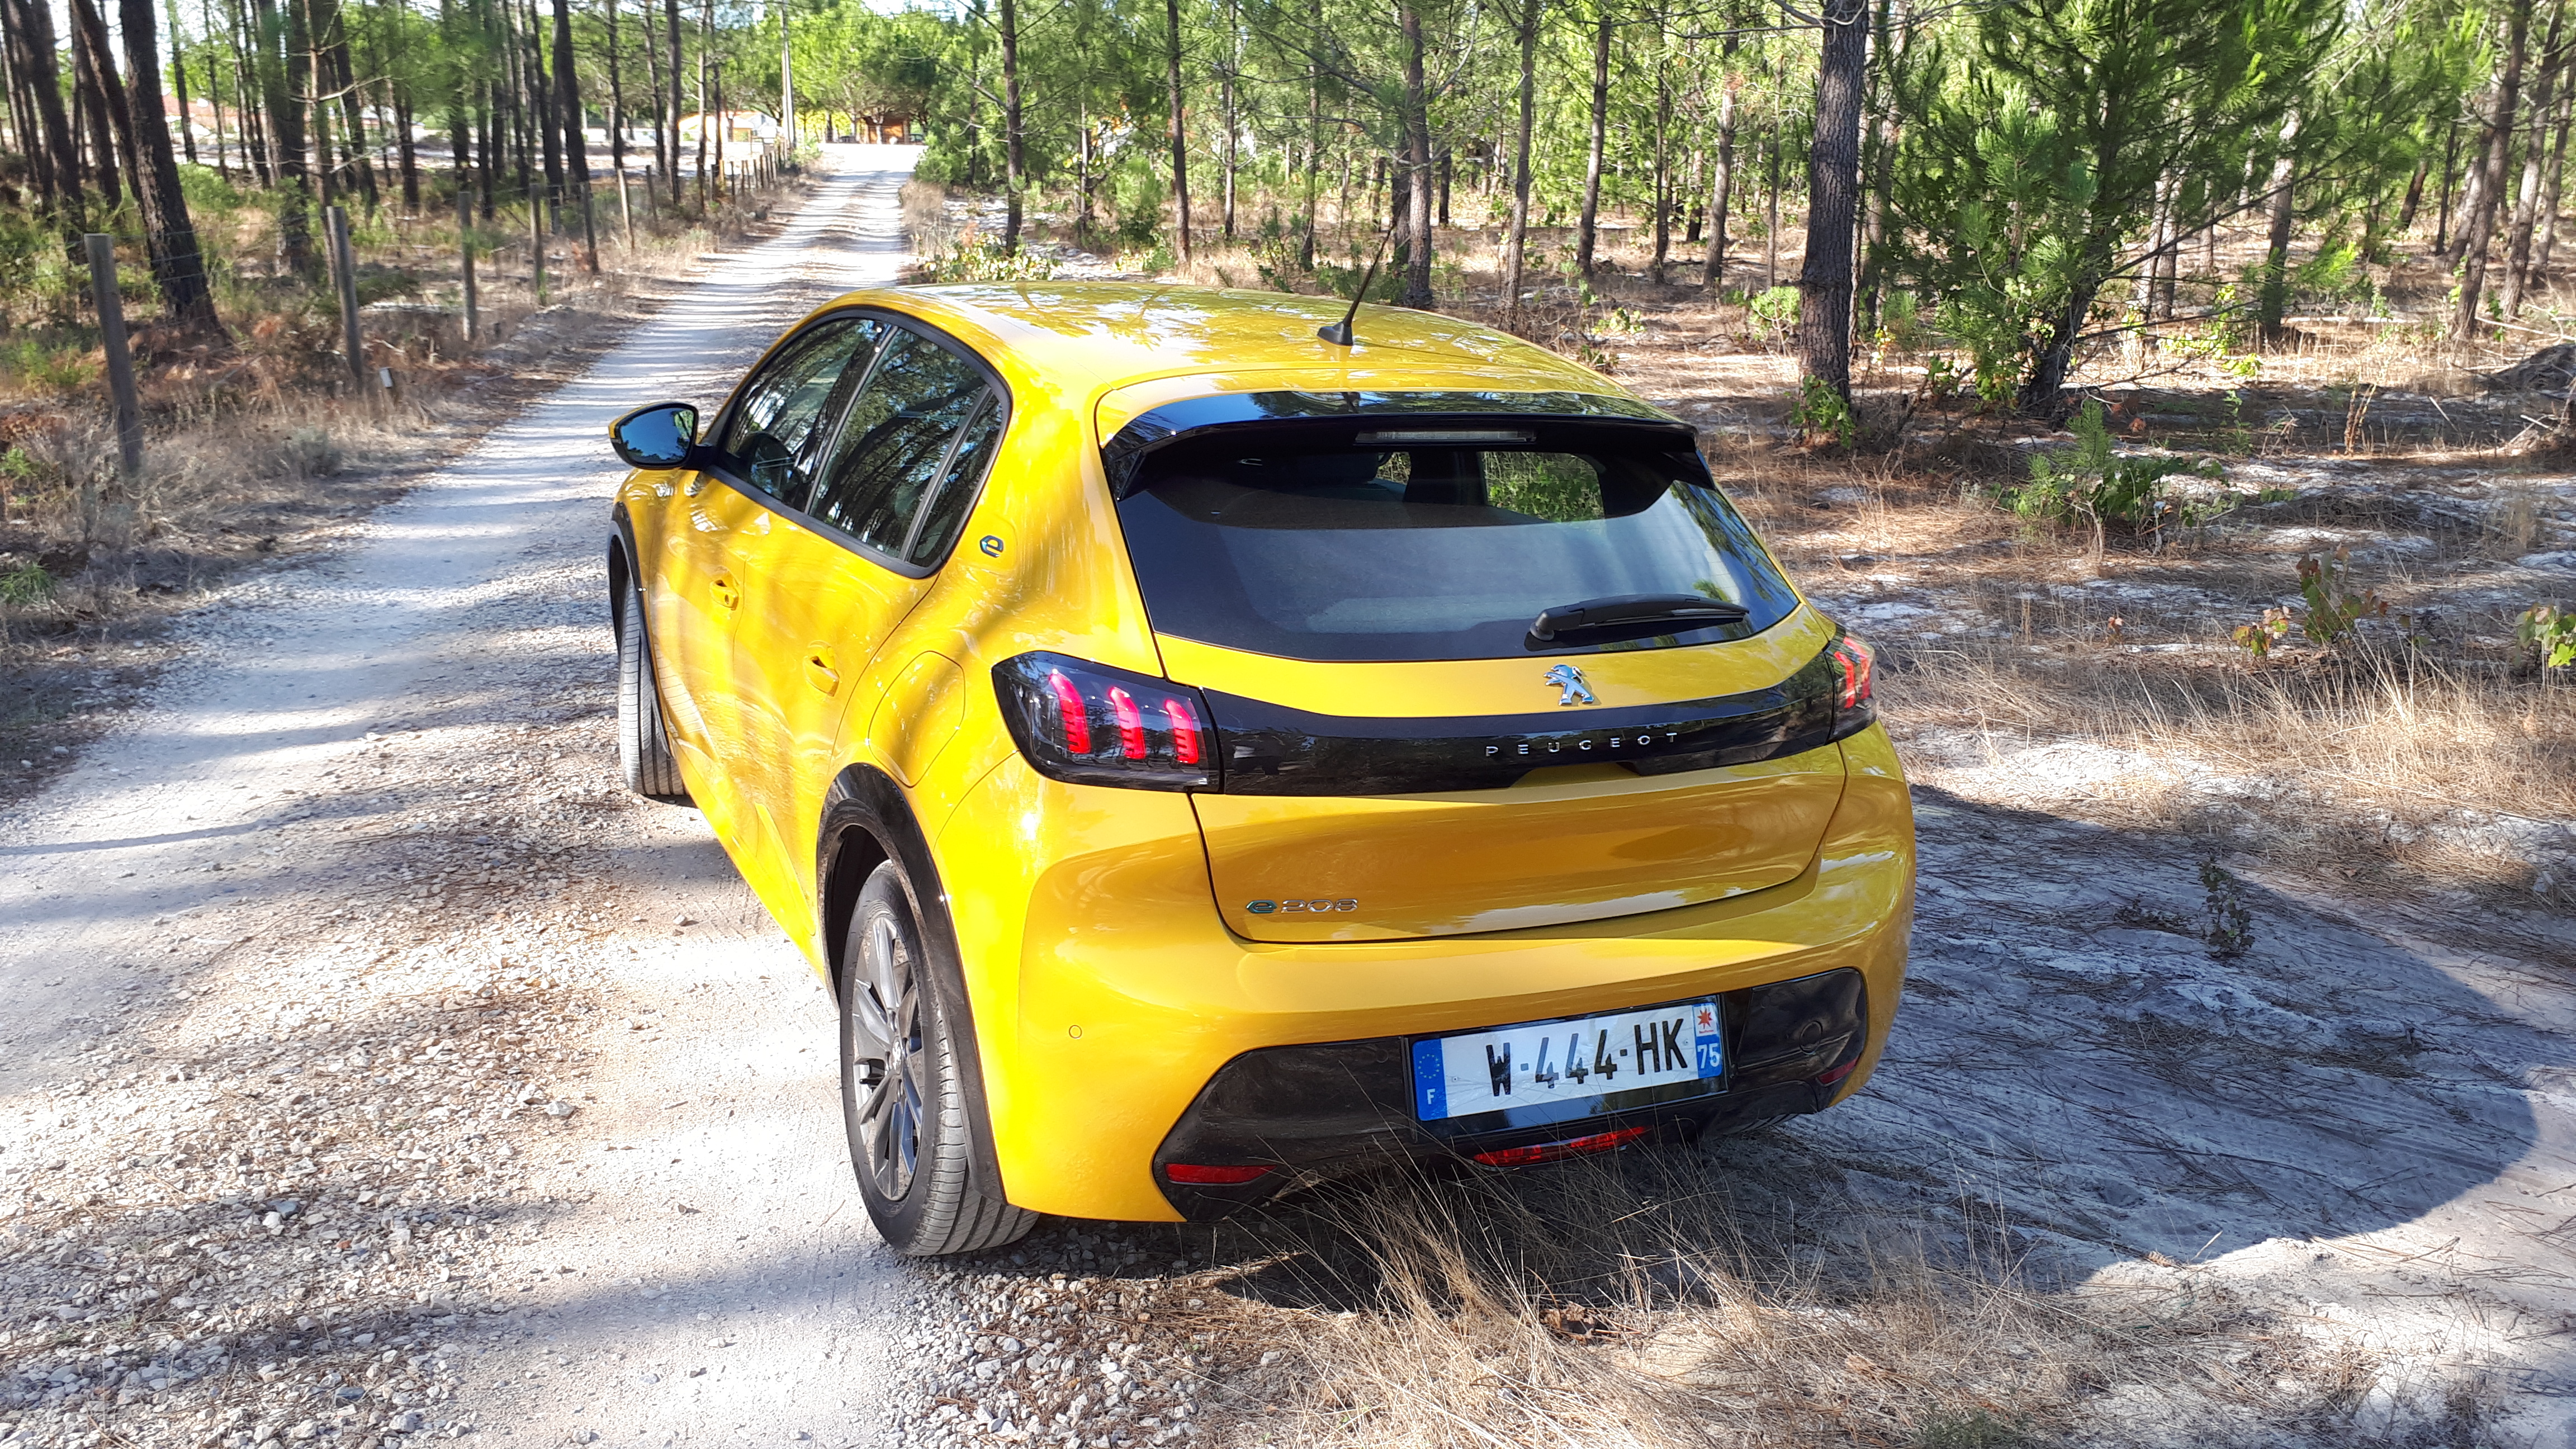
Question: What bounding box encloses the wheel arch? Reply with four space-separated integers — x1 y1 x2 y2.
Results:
816 763 1011 1204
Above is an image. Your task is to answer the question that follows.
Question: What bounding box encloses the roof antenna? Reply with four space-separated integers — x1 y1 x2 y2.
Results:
1317 225 1398 347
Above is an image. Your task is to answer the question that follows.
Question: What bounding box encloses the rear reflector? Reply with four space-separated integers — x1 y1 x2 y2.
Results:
1815 1059 1859 1087
1470 1126 1649 1168
1164 1163 1273 1186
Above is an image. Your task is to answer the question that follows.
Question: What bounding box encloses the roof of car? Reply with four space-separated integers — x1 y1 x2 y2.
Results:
827 281 1623 403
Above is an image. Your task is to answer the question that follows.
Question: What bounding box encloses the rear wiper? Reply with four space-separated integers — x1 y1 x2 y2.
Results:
1527 593 1751 645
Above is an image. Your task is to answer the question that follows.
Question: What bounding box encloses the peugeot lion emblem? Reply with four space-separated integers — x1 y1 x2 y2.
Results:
1545 664 1598 707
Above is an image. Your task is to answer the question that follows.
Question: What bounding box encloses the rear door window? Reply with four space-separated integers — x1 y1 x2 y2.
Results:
1114 428 1802 662
713 316 884 508
807 329 992 558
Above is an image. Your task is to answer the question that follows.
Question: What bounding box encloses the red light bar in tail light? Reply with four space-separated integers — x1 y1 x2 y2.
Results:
1046 670 1090 755
1164 1163 1272 1185
1108 686 1148 759
1470 1126 1649 1168
1815 1059 1859 1087
993 654 1219 792
1166 696 1204 765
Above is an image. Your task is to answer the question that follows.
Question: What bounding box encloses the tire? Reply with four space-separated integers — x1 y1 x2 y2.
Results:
615 571 690 803
841 861 1036 1256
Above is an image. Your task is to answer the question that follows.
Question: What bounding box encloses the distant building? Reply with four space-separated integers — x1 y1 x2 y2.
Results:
676 111 779 145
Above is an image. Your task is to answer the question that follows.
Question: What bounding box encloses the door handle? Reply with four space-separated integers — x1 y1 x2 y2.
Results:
803 648 839 695
711 574 740 610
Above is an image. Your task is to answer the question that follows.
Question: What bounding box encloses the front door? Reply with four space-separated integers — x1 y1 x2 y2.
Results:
668 312 886 858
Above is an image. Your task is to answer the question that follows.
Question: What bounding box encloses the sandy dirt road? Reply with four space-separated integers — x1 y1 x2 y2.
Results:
0 146 932 1449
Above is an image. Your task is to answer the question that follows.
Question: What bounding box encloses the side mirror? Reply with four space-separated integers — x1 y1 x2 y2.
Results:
610 402 701 469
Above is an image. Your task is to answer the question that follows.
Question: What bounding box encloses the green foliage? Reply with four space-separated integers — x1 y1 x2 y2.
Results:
2519 604 2576 670
2010 398 2219 536
0 562 52 607
1884 0 2342 406
1794 375 1859 448
2232 546 2387 657
1748 285 1800 328
916 238 1058 284
2199 856 2253 960
2293 546 2388 648
1 338 101 392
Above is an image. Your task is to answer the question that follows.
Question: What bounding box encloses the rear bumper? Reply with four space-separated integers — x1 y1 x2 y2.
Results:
930 723 1915 1222
1153 969 1866 1220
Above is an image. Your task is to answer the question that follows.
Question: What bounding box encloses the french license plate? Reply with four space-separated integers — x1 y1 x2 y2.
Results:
1411 999 1722 1122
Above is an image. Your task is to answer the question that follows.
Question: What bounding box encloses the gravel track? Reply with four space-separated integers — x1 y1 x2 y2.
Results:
0 145 947 1449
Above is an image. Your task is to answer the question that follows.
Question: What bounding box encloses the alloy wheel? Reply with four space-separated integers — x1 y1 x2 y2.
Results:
849 910 925 1201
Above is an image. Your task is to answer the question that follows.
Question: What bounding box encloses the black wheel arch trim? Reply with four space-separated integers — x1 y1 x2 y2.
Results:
815 764 1010 1204
607 503 642 632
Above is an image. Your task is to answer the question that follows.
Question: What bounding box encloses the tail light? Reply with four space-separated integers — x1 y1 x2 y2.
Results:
994 653 1218 790
1469 1126 1649 1168
1825 631 1877 741
1163 1163 1272 1185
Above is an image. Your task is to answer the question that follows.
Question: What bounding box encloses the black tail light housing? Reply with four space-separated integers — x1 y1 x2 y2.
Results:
1825 630 1877 742
993 652 1216 791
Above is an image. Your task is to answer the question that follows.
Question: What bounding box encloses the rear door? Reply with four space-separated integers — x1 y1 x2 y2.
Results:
1104 400 1849 943
731 321 1008 899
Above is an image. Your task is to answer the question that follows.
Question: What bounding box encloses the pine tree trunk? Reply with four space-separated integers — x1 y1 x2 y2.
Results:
2433 119 2460 250
117 0 221 329
1498 0 1538 325
605 0 626 182
2504 2 2566 318
1000 0 1022 250
1798 0 1868 404
2536 83 2574 279
2257 113 2299 344
553 0 593 269
165 0 197 165
251 0 313 272
70 0 128 209
1574 6 1608 273
664 0 684 210
1163 0 1189 261
1650 25 1671 286
1301 0 1322 269
1701 43 1736 292
2456 0 2534 339
6 0 83 232
1398 0 1432 308
320 0 373 214
1219 0 1235 242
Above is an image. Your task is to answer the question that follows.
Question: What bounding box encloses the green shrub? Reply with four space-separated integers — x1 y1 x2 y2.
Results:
915 237 1057 284
0 561 53 605
2009 397 2220 543
1794 375 1859 448
2519 603 2576 669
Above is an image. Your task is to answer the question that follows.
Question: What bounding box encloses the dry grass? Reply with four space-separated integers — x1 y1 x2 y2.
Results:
1165 1143 2447 1448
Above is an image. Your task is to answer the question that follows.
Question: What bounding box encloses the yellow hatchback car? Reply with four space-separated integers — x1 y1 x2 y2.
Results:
603 284 1914 1256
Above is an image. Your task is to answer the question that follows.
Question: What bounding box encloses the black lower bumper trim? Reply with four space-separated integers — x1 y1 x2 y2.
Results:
1151 967 1867 1220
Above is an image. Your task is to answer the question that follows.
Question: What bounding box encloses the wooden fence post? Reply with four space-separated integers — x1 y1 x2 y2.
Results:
326 206 364 387
457 186 480 344
529 194 547 299
82 234 142 480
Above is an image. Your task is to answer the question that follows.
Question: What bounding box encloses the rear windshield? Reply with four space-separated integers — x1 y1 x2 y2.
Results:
1113 427 1802 662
